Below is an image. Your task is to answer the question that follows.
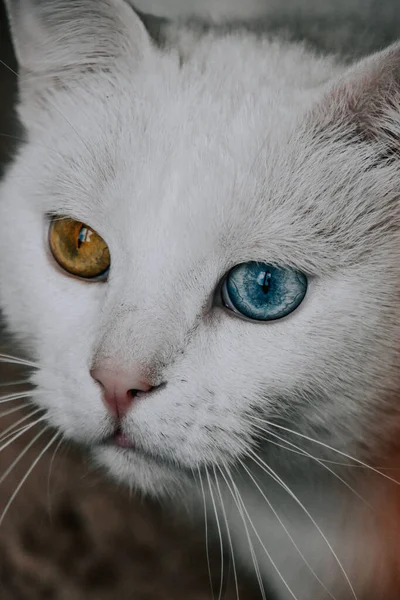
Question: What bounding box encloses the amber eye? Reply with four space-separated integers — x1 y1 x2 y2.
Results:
49 217 110 279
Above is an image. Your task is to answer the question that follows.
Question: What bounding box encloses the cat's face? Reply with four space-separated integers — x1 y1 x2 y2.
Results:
1 0 399 495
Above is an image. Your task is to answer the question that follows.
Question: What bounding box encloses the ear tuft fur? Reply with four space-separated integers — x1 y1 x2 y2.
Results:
4 0 151 76
315 42 400 158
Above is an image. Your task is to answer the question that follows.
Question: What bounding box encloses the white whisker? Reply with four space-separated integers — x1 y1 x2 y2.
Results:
255 434 357 467
0 404 30 418
0 426 48 486
0 417 46 455
0 431 60 526
198 467 215 600
238 458 337 600
219 464 267 600
224 462 300 600
0 353 39 369
0 408 44 443
0 391 37 404
206 468 225 600
213 465 240 600
252 425 373 510
248 449 358 600
249 415 400 486
0 379 32 388
0 353 64 375
47 436 64 521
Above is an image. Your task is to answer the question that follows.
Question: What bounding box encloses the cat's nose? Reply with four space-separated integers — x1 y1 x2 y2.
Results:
90 367 153 418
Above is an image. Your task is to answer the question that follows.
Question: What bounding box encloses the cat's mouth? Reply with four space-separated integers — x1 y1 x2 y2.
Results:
107 425 136 450
101 426 171 464
99 425 190 473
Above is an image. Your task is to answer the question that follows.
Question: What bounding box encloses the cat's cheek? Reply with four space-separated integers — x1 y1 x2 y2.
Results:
30 364 112 442
0 186 102 348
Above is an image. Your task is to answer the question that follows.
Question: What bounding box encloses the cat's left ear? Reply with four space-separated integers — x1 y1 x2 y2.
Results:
316 42 400 146
4 0 151 81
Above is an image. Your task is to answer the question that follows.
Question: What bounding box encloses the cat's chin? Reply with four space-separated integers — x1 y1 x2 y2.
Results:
92 445 193 497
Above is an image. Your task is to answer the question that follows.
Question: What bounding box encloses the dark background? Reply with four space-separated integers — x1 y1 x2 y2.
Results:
0 0 17 175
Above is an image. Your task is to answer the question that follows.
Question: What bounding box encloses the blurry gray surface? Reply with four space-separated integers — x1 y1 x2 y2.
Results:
134 0 400 59
134 0 400 21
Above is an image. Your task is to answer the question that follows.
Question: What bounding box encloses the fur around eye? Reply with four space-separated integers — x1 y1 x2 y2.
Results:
221 262 307 321
49 217 110 280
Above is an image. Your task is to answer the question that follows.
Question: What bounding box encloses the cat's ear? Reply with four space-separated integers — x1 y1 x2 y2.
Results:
316 42 400 149
4 0 151 78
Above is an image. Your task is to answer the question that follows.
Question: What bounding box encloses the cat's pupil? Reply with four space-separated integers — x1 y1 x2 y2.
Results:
258 270 272 294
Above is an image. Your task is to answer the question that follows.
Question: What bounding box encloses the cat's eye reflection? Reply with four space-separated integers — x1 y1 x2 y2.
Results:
48 217 110 280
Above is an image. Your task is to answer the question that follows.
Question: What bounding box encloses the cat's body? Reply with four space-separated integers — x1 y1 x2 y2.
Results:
1 1 400 599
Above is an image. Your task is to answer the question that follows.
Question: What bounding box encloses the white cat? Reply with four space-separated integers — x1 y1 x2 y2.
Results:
1 1 400 598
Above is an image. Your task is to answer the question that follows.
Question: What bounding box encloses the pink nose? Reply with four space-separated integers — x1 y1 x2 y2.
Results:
91 367 153 418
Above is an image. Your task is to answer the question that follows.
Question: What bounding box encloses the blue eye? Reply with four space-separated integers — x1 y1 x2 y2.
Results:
221 262 307 322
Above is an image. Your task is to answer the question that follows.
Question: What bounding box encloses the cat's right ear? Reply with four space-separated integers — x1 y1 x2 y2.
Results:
4 0 152 108
312 42 400 148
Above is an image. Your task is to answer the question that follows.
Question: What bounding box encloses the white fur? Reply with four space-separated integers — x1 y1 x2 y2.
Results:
1 1 400 598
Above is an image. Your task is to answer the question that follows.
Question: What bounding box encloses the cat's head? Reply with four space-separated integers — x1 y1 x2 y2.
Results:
1 0 399 494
